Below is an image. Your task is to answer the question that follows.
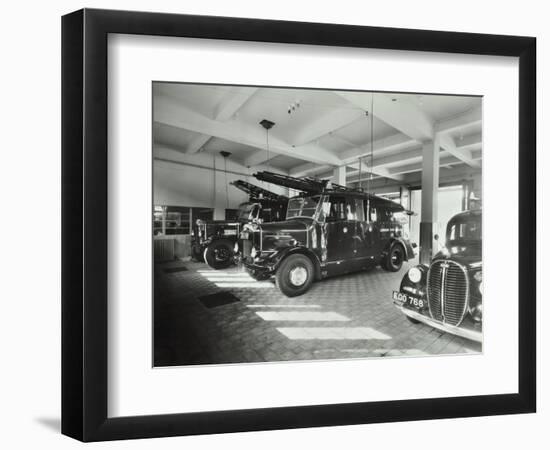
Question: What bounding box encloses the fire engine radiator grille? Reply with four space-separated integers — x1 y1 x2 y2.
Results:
427 260 469 327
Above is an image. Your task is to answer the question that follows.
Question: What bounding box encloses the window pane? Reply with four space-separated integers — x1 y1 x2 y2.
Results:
354 198 364 221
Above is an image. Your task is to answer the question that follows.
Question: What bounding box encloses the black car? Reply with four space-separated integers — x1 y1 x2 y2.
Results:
192 180 288 269
392 209 482 342
239 172 415 297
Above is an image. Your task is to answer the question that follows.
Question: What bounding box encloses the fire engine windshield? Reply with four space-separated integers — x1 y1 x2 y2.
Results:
237 203 260 222
286 196 321 220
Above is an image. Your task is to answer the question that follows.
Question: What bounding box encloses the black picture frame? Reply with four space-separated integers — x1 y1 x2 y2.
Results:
62 8 536 442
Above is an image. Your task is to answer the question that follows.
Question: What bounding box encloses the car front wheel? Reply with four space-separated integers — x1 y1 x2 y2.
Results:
204 239 234 270
275 254 314 297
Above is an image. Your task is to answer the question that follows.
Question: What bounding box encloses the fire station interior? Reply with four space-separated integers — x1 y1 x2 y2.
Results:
153 83 482 366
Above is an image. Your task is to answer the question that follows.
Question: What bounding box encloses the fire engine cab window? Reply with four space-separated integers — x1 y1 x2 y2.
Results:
327 197 346 221
327 197 359 221
286 196 320 219
370 206 377 222
354 198 365 221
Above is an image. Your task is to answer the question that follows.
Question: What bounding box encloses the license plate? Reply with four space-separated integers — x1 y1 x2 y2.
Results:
392 291 425 309
223 229 237 236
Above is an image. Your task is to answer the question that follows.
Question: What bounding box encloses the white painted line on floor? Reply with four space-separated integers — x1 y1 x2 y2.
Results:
214 282 273 288
276 327 392 340
257 311 350 322
247 304 322 309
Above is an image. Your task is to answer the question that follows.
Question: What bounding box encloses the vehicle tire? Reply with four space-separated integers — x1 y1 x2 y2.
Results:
191 245 204 262
275 254 314 297
384 243 405 272
203 239 234 270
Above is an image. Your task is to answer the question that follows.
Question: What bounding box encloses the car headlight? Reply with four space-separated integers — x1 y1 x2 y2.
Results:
196 219 203 226
250 247 257 259
470 303 482 322
234 242 239 253
408 267 422 283
473 271 482 294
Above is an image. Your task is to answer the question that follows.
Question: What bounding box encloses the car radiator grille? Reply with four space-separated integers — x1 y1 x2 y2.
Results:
427 260 469 326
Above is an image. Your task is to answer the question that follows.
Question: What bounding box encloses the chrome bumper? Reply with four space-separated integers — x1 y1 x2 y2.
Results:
395 304 482 343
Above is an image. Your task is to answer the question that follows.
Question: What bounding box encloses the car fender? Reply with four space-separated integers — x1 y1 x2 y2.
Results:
399 263 429 292
385 237 415 261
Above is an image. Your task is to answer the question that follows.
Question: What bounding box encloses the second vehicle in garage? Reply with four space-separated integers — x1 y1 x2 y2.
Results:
193 180 288 269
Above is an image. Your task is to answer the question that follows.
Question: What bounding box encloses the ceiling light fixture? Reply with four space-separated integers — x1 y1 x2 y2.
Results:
287 100 301 114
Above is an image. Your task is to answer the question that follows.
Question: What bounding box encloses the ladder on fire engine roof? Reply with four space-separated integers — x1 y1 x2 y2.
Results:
229 179 288 202
253 171 366 196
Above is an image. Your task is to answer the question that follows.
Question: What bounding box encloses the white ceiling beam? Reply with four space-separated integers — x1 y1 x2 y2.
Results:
329 133 360 149
154 95 342 167
387 154 462 175
336 92 434 141
438 134 481 168
339 132 418 163
290 162 331 178
435 106 482 134
289 108 364 146
185 134 212 154
347 146 424 174
455 132 482 152
345 160 405 182
215 87 258 121
183 88 258 154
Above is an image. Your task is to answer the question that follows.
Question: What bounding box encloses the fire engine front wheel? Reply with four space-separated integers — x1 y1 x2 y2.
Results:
275 254 314 297
204 240 234 270
383 243 405 272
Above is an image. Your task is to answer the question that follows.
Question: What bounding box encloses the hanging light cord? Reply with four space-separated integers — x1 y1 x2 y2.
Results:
266 129 271 171
265 129 271 189
224 156 229 208
358 154 363 190
368 94 374 195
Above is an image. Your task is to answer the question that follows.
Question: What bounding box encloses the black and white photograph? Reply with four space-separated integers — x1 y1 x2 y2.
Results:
152 83 483 367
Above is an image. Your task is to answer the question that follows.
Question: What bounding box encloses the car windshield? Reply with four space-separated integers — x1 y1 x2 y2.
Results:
236 203 259 222
446 216 482 245
286 195 321 219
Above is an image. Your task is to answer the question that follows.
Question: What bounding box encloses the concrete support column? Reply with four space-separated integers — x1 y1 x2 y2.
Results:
419 138 440 264
333 165 347 186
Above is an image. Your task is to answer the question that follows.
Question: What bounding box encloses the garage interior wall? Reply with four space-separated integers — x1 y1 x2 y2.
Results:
153 146 289 210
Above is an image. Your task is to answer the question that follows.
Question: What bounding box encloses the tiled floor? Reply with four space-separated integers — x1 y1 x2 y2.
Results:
154 259 481 366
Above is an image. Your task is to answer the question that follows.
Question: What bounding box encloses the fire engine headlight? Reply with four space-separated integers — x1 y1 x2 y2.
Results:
408 267 422 283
